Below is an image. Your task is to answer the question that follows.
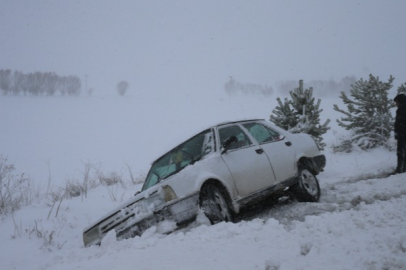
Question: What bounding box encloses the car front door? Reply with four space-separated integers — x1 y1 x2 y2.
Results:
242 122 297 182
218 124 276 197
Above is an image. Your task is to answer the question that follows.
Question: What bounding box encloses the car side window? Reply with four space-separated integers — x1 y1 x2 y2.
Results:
142 130 213 191
243 123 283 144
219 125 252 151
180 130 214 162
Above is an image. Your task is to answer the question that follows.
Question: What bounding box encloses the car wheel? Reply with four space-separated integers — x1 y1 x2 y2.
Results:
295 168 320 202
200 184 233 224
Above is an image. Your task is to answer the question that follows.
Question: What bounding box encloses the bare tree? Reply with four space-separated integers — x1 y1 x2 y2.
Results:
117 80 129 96
27 72 45 95
87 87 94 97
20 73 29 96
43 72 59 96
0 69 83 96
0 156 30 215
58 76 68 96
58 75 81 96
11 71 24 95
66 75 81 96
0 69 12 95
224 76 273 96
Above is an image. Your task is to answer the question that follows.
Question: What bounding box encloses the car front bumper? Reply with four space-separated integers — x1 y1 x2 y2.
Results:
84 192 200 247
116 192 200 240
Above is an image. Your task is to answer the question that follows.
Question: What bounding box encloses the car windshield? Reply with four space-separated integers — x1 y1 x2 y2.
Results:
142 129 214 191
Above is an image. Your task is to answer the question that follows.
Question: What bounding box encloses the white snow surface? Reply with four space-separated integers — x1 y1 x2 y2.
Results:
1 93 406 270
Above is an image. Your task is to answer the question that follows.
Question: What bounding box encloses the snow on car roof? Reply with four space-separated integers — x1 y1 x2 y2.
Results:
148 119 267 165
214 119 265 127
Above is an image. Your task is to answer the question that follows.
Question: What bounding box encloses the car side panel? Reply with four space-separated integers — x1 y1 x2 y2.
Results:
259 120 324 174
220 145 277 197
162 154 239 203
259 138 297 182
289 133 323 159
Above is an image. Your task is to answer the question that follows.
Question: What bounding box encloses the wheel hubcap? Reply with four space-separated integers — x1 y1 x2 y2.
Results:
214 191 230 222
301 169 318 196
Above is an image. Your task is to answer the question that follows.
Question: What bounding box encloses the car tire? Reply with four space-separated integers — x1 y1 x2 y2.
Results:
200 184 233 224
295 167 320 202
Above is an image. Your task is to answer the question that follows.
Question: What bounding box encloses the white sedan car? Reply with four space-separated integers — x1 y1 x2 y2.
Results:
83 119 326 247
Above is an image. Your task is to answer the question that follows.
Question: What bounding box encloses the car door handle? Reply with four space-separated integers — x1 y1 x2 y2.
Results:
285 141 292 146
255 149 264 154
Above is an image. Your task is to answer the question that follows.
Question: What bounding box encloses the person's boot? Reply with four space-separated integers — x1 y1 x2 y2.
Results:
403 159 406 173
400 153 406 173
391 155 404 175
391 169 401 175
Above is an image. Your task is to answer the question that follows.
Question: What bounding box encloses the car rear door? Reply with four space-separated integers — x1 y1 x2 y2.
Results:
218 124 277 197
241 122 297 182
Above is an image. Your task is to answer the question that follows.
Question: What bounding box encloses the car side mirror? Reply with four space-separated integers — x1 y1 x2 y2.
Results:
221 135 238 154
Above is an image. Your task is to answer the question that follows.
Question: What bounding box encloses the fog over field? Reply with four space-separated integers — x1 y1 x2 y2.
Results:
1 0 405 183
1 1 406 270
1 0 405 94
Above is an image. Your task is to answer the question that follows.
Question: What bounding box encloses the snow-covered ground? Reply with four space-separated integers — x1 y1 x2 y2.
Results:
1 92 405 270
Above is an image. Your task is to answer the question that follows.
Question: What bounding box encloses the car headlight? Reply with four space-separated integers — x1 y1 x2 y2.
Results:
83 226 101 247
142 186 178 211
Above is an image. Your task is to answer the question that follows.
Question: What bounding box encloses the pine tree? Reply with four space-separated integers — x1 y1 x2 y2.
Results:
397 82 406 95
117 80 129 96
270 97 297 130
270 80 330 150
333 74 395 151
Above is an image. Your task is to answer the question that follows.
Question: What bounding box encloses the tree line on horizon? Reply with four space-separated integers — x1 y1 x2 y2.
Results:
224 76 274 96
224 76 358 97
0 69 81 96
275 76 357 97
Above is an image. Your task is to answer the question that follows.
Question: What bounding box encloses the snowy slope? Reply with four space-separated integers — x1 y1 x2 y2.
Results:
1 93 406 270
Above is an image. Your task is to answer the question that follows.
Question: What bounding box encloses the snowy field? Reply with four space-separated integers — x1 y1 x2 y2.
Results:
1 92 406 270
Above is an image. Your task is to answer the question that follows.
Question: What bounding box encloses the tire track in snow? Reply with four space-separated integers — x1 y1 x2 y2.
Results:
237 171 406 226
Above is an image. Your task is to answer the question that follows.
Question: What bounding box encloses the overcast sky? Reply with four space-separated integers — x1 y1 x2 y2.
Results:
1 0 405 94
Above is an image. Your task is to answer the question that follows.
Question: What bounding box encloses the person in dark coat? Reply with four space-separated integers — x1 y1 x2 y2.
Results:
393 93 406 174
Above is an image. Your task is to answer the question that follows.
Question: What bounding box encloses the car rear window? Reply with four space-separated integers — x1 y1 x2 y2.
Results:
243 122 283 144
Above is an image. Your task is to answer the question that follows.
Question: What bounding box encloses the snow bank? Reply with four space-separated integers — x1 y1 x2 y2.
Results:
1 149 405 270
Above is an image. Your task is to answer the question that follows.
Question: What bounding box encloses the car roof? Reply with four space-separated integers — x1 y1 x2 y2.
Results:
149 119 268 165
214 119 265 128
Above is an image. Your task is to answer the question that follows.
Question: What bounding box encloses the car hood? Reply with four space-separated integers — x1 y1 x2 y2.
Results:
83 184 162 233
